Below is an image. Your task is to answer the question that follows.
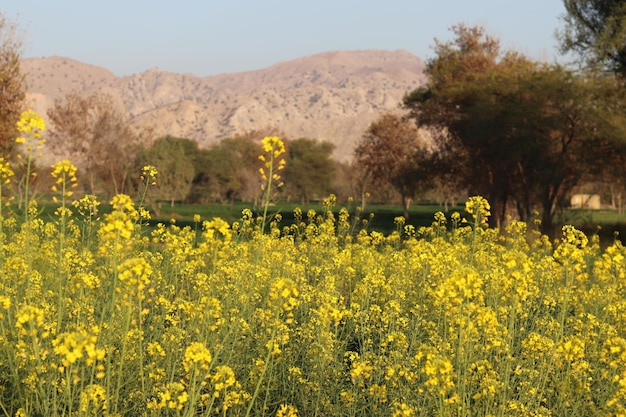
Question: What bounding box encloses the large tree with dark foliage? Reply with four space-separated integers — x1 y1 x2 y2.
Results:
283 138 336 205
560 0 626 76
135 136 196 206
404 24 626 234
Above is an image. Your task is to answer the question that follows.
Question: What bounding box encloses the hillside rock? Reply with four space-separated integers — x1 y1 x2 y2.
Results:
21 50 427 161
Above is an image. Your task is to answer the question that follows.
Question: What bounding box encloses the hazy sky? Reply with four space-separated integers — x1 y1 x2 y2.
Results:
5 1 568 77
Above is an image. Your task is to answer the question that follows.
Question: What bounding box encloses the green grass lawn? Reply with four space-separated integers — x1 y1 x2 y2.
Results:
149 201 459 234
34 199 626 243
556 208 626 243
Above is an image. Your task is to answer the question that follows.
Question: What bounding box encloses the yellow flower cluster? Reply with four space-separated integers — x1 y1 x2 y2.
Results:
5 151 626 417
203 216 232 240
465 195 491 227
276 403 299 417
211 365 237 397
140 164 158 185
52 327 105 371
269 277 299 314
149 381 188 411
117 257 153 301
258 136 286 190
79 384 107 413
16 109 46 152
0 157 14 184
98 194 137 254
50 159 78 195
182 341 212 373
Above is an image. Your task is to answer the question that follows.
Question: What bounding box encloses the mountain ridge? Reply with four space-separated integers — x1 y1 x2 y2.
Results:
21 49 427 161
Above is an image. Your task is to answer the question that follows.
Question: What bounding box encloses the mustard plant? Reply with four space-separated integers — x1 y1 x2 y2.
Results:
258 136 285 234
15 109 45 222
3 137 626 417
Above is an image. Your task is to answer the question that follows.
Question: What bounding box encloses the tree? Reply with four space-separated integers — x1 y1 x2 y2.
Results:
136 136 195 206
0 14 25 154
560 0 626 76
47 92 142 196
283 138 336 205
190 146 242 204
355 113 431 219
405 25 626 234
217 135 264 203
188 136 263 204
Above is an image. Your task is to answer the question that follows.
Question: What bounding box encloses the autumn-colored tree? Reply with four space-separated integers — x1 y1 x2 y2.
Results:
47 92 142 196
355 113 431 219
0 14 26 154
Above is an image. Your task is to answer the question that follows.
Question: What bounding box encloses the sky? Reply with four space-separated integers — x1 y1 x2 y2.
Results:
4 0 569 77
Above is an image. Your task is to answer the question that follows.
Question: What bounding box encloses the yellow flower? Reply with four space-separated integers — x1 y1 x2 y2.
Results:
465 196 491 226
262 136 285 155
51 160 78 201
151 382 188 411
203 217 232 240
212 365 237 397
0 158 14 184
183 342 212 373
17 109 45 133
98 194 138 253
118 257 153 300
556 336 585 363
79 384 107 412
350 357 373 385
16 109 46 152
73 194 100 217
269 278 299 315
276 404 299 417
141 165 158 185
15 305 45 332
52 328 105 369
392 403 416 417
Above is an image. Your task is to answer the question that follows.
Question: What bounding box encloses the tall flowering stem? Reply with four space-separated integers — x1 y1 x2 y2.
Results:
138 166 157 208
50 160 78 330
50 159 78 241
465 195 491 254
258 136 286 234
15 109 46 223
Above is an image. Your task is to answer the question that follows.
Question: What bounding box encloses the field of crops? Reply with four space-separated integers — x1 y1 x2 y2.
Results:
2 181 626 416
4 112 626 416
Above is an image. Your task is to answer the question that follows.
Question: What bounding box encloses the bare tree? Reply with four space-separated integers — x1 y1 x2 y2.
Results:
0 13 26 154
47 92 143 196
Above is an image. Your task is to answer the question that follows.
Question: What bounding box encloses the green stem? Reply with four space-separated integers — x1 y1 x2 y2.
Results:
244 328 276 417
261 152 274 235
57 176 67 334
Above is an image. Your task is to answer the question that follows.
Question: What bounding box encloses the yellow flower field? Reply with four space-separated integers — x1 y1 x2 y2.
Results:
2 112 626 416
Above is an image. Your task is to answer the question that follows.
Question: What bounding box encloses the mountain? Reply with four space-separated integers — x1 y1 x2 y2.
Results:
21 50 427 161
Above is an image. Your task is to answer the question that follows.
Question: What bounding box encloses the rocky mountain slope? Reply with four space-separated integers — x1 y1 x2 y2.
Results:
22 49 427 161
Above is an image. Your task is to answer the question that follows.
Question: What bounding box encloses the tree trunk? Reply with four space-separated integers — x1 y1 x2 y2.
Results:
402 196 412 219
89 171 96 196
109 163 119 195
